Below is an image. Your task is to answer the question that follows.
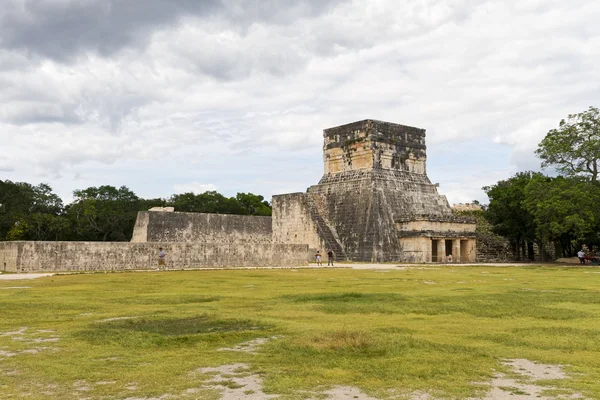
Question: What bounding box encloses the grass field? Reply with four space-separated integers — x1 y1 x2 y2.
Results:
1 265 600 399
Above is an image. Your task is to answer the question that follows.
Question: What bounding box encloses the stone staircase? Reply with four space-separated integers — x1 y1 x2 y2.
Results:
306 193 348 260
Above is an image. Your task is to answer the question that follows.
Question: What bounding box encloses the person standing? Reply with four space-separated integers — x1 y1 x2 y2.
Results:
577 248 585 265
315 250 322 266
158 247 167 270
327 249 334 266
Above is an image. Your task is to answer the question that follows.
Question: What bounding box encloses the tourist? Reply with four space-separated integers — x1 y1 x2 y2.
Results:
158 247 167 270
315 250 322 266
327 249 334 266
447 254 453 263
577 248 585 265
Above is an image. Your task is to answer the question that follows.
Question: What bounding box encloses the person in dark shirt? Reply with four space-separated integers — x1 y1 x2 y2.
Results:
327 249 334 266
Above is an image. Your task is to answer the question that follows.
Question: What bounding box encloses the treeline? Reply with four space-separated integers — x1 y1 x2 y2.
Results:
479 106 600 259
0 182 271 242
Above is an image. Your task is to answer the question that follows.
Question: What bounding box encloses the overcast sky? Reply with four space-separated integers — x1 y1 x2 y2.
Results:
1 0 598 205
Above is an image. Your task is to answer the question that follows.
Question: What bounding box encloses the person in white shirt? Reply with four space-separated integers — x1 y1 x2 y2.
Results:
577 249 585 264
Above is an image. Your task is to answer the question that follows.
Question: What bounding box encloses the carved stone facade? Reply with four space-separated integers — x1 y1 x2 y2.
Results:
273 119 476 263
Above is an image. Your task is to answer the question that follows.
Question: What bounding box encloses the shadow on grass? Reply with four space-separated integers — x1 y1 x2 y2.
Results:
284 290 597 320
475 326 600 351
107 295 221 305
75 315 273 347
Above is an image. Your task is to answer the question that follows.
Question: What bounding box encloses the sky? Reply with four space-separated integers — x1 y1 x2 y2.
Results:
1 0 599 206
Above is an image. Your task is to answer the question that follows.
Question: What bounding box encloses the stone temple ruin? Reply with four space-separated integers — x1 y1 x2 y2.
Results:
273 119 476 263
0 119 477 272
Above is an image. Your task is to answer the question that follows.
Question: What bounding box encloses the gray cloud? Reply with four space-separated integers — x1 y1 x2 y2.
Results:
0 0 598 205
0 0 222 60
0 0 344 61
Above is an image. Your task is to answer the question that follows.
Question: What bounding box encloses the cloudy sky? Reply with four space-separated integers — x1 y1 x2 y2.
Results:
1 0 598 205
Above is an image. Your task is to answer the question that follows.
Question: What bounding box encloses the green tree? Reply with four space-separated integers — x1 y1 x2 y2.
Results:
169 191 234 214
66 185 140 241
235 193 272 216
483 172 540 260
0 180 66 240
168 191 272 215
524 176 600 257
536 106 600 183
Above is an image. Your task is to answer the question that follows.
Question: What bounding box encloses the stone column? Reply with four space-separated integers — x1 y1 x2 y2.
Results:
424 239 432 263
437 239 446 263
466 240 476 262
452 239 461 263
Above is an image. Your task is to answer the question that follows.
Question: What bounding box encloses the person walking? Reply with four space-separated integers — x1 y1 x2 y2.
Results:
315 250 322 266
158 247 167 270
577 248 586 265
327 248 334 266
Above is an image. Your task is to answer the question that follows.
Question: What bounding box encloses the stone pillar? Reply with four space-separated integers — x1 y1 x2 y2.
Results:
425 239 432 263
437 239 446 263
452 239 461 263
466 240 476 262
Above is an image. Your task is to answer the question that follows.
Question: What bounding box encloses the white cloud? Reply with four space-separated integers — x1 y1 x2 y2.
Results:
172 182 218 195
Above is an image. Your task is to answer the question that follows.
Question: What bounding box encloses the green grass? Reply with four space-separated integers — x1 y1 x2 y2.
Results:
1 266 600 399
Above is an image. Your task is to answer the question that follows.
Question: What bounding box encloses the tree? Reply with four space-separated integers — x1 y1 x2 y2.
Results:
0 180 66 240
169 191 235 214
524 176 600 257
235 193 272 216
536 106 600 183
483 172 539 260
168 191 272 215
66 185 141 241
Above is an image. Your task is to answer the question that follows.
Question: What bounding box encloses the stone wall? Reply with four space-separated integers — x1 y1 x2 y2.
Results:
272 193 324 250
0 241 308 273
131 211 272 243
476 233 514 263
323 120 427 175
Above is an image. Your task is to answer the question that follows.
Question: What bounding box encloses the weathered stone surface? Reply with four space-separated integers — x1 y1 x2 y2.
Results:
148 206 175 212
273 119 477 263
131 211 272 244
0 241 307 272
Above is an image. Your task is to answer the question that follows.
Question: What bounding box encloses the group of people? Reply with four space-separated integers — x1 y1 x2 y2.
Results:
577 248 598 265
315 249 335 266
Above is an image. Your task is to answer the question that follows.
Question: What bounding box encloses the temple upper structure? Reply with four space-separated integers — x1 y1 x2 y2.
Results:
272 119 476 263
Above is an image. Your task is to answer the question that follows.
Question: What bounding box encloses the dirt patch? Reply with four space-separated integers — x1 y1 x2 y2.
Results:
1 327 28 337
314 386 379 399
471 359 583 400
217 336 282 354
198 363 277 399
0 273 54 280
0 286 32 289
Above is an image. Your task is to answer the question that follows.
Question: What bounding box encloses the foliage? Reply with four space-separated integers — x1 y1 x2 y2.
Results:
482 172 539 259
0 180 67 240
0 180 272 241
536 106 600 183
168 191 271 216
65 185 142 241
483 106 600 258
524 176 600 256
235 192 272 216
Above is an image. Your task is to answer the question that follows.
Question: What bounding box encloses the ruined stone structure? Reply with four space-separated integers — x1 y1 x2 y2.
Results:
131 211 272 244
0 119 480 273
0 211 305 273
0 241 307 273
273 119 477 262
